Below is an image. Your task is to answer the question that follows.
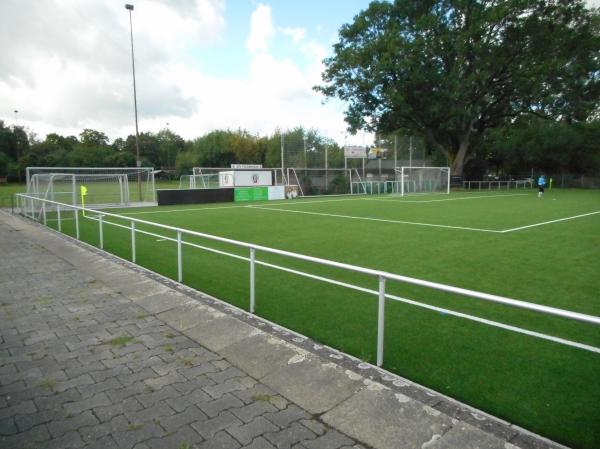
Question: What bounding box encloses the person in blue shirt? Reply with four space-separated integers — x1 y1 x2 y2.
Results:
537 175 546 198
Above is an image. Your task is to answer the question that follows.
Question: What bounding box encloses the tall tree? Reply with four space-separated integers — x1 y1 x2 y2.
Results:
317 0 600 175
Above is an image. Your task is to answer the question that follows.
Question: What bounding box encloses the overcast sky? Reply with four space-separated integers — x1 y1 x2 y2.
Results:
1 0 598 146
0 0 375 145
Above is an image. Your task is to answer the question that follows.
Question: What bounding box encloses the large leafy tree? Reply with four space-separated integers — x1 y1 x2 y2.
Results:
317 0 600 175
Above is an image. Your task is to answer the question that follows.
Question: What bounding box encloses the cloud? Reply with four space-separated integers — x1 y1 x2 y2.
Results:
281 26 306 44
0 0 361 145
245 3 275 54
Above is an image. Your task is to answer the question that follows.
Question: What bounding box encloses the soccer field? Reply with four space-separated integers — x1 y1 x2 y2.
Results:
40 189 600 448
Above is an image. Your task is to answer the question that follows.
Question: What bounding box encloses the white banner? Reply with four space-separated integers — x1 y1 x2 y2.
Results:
268 185 285 200
219 170 273 187
344 145 366 158
231 164 263 169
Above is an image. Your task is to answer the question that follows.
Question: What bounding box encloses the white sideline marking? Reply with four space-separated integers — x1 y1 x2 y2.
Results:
362 193 529 203
501 211 600 233
120 204 249 215
247 205 502 233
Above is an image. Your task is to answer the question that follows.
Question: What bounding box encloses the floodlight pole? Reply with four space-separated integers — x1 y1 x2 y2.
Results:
303 135 307 169
125 3 142 201
280 132 285 183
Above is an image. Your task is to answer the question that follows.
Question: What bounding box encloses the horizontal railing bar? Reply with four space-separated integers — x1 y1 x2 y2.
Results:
77 214 600 354
18 194 600 327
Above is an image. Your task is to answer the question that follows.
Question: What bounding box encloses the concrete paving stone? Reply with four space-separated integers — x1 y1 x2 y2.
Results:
227 415 280 445
301 430 355 449
198 394 245 418
262 357 363 415
191 410 244 439
159 405 208 433
47 410 99 438
220 334 303 380
157 303 209 331
197 430 242 449
231 401 278 424
0 399 37 420
0 417 17 436
34 387 83 411
204 376 256 399
146 423 205 449
125 401 176 424
322 388 452 449
241 436 277 449
264 405 311 429
264 421 317 449
172 375 216 395
106 382 147 403
112 420 166 449
93 397 143 423
64 392 112 415
144 371 188 390
45 430 84 449
183 314 258 353
207 366 247 383
136 385 181 408
79 414 130 443
14 410 61 433
84 434 120 449
117 367 159 387
134 292 189 314
429 421 514 449
54 373 95 393
76 377 122 399
179 361 220 380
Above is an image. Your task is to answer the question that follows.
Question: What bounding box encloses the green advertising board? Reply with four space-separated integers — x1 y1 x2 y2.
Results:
234 187 268 202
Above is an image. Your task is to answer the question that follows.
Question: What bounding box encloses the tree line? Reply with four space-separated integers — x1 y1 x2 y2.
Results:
1 118 598 182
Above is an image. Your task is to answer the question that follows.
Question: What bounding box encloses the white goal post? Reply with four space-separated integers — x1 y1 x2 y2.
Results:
396 166 450 196
26 167 156 208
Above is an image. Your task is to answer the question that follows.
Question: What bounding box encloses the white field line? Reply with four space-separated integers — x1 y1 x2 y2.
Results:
120 204 249 215
247 205 502 233
501 211 600 233
362 193 529 203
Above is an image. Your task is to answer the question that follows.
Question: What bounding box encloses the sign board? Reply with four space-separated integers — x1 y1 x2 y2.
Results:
219 170 273 187
231 164 263 169
234 187 269 202
267 185 285 200
344 145 366 158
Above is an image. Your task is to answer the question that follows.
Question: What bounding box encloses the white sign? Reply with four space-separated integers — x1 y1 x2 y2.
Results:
344 145 366 158
219 170 273 187
268 186 285 200
231 164 263 169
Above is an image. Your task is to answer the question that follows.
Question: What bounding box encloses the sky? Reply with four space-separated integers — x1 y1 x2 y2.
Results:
1 0 598 147
0 0 374 146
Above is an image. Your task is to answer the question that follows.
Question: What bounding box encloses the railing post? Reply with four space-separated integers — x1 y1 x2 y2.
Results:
42 203 47 226
377 275 386 367
250 247 256 313
131 222 136 263
57 205 61 233
99 215 104 249
177 231 182 282
74 207 80 240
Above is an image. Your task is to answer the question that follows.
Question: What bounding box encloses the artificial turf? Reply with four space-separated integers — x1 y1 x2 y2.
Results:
32 188 600 449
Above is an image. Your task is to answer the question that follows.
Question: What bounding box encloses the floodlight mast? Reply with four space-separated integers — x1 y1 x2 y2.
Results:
125 3 142 201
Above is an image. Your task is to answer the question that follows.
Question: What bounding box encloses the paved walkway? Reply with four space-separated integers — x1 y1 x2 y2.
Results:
0 211 566 449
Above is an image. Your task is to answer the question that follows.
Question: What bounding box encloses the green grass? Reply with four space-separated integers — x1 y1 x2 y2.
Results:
36 189 600 448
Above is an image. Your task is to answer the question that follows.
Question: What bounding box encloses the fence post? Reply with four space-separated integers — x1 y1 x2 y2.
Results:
57 205 61 233
99 215 104 249
74 207 80 240
42 203 47 226
177 231 182 282
131 222 136 263
250 247 256 313
377 275 386 367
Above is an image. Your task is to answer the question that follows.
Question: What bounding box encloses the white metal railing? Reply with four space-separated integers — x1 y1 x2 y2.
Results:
15 193 600 366
463 180 534 190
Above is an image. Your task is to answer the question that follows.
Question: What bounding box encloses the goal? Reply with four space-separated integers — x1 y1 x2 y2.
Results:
26 167 156 208
395 166 450 196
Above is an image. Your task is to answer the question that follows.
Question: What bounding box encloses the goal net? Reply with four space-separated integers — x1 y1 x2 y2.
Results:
179 174 220 189
396 166 450 195
26 167 156 208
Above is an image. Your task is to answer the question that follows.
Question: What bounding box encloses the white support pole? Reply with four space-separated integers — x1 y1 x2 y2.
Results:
99 215 104 249
42 203 47 226
177 231 182 282
131 221 136 263
377 275 386 367
447 168 451 194
74 207 80 240
250 247 256 313
57 205 62 232
401 167 405 196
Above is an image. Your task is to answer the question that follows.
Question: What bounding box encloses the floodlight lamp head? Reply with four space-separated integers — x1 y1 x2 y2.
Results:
125 4 134 10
